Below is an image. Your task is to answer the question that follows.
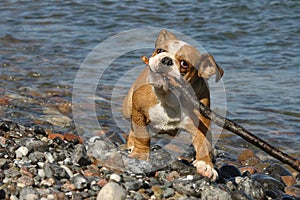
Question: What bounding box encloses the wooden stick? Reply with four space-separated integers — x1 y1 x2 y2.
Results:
165 75 300 172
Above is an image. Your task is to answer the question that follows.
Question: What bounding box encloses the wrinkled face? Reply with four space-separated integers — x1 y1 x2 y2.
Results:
148 40 199 82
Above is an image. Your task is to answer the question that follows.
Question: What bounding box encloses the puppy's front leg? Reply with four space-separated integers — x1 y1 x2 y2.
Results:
192 130 217 181
185 117 218 181
127 100 151 161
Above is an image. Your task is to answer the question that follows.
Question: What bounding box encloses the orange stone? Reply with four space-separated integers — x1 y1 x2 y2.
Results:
48 133 64 140
64 133 84 144
281 175 296 187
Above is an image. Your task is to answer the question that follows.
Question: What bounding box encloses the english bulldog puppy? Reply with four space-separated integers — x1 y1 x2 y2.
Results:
122 30 224 181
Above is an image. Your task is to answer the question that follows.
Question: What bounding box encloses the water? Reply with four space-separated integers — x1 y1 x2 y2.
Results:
0 0 299 158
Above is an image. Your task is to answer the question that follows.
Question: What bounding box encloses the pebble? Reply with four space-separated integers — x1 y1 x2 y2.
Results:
238 149 260 166
72 144 91 166
236 176 265 200
15 146 29 158
72 173 88 190
163 187 175 198
284 186 300 197
97 182 126 200
219 164 242 179
110 173 122 182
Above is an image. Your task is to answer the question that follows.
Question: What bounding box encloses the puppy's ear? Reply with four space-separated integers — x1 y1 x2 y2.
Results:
155 29 178 47
197 54 224 82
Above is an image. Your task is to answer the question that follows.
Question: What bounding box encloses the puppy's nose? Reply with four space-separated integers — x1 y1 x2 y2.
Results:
161 57 173 66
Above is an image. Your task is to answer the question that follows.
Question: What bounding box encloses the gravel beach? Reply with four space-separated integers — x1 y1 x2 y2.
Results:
0 119 299 200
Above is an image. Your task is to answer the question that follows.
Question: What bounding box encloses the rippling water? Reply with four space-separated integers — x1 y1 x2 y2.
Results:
0 1 299 157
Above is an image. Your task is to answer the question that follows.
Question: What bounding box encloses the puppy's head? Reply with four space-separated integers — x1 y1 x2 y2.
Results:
148 30 224 82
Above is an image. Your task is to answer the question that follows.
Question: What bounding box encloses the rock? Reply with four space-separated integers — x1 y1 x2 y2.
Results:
38 169 46 178
72 174 88 190
231 190 252 200
26 140 48 153
284 186 300 197
64 133 84 144
239 166 258 175
110 173 122 183
28 151 45 164
44 152 55 163
163 187 175 198
151 185 164 199
15 146 29 158
281 175 296 187
0 158 8 168
252 173 285 192
19 187 39 200
97 178 108 187
125 180 144 191
40 114 71 127
165 171 180 182
238 149 260 166
133 192 145 200
170 160 196 175
87 140 125 171
40 178 55 187
236 176 265 200
0 189 5 199
172 176 203 197
97 182 126 200
219 164 242 179
265 164 293 181
72 144 91 166
60 165 74 178
62 182 76 191
200 184 232 200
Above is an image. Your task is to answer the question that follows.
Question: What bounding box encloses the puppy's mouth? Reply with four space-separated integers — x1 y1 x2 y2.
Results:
148 69 170 91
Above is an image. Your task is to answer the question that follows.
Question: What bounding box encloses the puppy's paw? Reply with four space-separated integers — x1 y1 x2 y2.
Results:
193 160 218 181
128 147 150 161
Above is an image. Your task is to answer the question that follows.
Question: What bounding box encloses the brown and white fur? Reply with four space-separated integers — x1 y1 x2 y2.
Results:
122 30 224 181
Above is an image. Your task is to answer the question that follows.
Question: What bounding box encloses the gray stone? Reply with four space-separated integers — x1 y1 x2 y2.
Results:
97 182 126 200
72 173 88 190
200 184 232 200
28 151 45 164
19 187 39 200
163 188 175 198
237 177 265 200
124 180 144 191
26 140 48 153
72 144 91 166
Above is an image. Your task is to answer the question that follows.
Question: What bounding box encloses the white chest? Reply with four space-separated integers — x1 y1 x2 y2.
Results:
148 102 181 131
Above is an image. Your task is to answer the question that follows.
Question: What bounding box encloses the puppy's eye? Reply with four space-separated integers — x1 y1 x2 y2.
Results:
157 49 164 54
180 60 189 69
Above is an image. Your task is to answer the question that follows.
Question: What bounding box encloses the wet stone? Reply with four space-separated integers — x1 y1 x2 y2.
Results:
219 164 242 179
170 159 196 175
172 176 204 197
264 163 293 181
252 173 285 192
236 176 265 200
238 149 260 166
